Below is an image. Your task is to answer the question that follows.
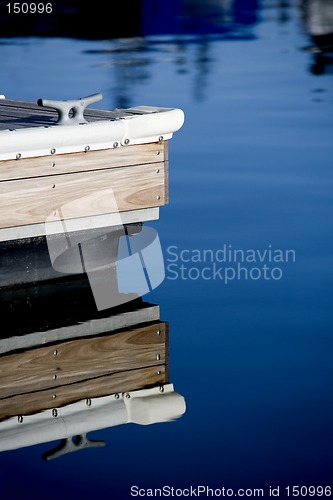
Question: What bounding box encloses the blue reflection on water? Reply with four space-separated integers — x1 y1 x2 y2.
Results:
0 0 333 498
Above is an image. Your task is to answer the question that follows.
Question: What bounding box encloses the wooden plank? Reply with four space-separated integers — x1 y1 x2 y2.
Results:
164 140 169 162
0 142 165 182
0 162 167 229
0 365 167 421
0 99 57 126
164 161 169 203
0 322 168 399
0 299 160 355
164 142 169 202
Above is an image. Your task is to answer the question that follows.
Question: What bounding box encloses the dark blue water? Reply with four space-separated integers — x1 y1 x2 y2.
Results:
1 1 333 498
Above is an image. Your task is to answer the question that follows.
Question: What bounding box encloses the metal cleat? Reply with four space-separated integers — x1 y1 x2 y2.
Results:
37 93 103 125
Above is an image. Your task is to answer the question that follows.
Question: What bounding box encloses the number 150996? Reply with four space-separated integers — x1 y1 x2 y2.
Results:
6 3 52 14
285 485 331 497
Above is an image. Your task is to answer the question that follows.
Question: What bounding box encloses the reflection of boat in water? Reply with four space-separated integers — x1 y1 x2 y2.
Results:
302 0 333 49
0 282 186 457
301 0 333 74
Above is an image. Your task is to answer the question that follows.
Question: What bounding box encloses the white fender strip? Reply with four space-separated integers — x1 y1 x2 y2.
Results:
0 385 186 452
0 108 185 161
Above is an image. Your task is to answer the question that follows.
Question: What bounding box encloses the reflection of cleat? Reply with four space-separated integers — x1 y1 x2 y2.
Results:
42 433 105 461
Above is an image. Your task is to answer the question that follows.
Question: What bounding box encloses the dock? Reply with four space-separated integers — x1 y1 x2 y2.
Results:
0 94 184 289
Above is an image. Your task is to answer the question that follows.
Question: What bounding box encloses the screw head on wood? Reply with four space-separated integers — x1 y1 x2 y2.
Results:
16 153 21 160
50 148 56 155
18 416 23 423
113 142 119 148
52 409 58 418
85 145 90 152
124 138 130 145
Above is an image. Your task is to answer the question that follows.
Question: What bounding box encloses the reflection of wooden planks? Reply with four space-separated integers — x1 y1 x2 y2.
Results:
0 162 168 229
0 322 168 401
0 143 165 181
0 293 160 354
0 366 167 421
